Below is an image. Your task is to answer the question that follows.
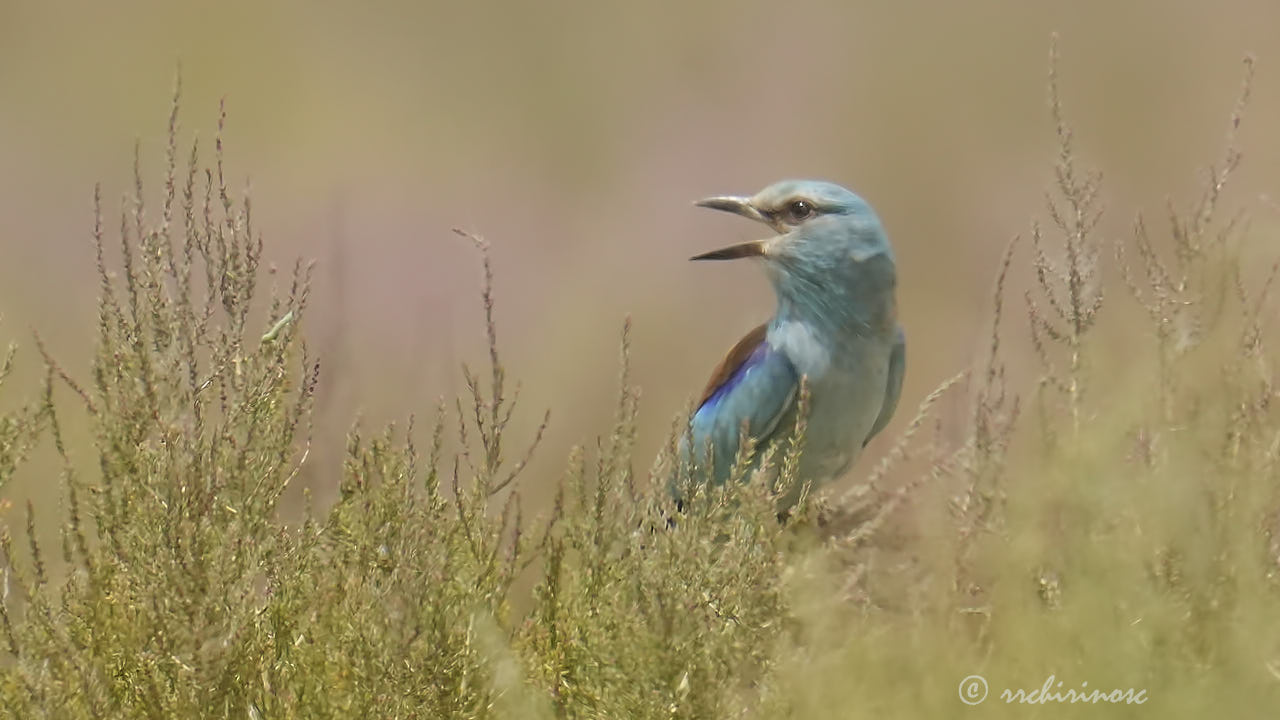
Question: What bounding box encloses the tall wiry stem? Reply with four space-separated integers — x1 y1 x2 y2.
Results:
1027 36 1105 440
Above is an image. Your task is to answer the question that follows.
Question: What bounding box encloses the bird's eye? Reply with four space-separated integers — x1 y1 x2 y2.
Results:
786 199 814 223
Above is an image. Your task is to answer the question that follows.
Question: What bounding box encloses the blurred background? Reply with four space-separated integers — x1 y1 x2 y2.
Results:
2 0 1279 516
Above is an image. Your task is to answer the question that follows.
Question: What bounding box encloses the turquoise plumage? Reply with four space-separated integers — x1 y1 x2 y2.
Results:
680 179 904 510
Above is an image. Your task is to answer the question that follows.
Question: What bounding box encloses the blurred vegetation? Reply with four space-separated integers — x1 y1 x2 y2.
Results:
2 50 1280 718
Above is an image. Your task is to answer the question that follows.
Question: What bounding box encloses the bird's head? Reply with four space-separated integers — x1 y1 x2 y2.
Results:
691 180 895 312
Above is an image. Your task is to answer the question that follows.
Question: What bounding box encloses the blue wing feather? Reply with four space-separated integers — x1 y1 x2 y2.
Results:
688 331 799 485
864 325 905 447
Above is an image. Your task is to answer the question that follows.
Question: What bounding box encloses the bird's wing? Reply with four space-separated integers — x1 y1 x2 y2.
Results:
690 323 799 481
697 323 769 407
863 324 905 447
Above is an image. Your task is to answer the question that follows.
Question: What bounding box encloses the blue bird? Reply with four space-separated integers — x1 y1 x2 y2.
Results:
679 179 904 511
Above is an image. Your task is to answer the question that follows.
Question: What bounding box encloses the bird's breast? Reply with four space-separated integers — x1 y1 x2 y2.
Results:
766 320 831 378
773 324 894 481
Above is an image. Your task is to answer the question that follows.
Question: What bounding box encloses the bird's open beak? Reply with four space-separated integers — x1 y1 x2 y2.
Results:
694 195 768 223
689 239 768 261
691 195 772 261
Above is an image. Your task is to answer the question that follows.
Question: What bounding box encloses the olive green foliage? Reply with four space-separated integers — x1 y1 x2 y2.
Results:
2 52 1280 718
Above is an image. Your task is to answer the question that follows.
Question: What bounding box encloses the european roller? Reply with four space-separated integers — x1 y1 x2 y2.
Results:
679 179 904 511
